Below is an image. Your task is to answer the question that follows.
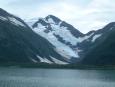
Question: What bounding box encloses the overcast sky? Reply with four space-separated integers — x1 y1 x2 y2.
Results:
0 0 115 33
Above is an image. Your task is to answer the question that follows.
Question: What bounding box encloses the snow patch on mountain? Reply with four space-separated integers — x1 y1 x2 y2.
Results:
55 47 79 59
36 55 68 64
37 23 46 29
92 34 102 42
35 20 93 46
0 16 7 21
33 26 78 58
37 55 53 64
47 18 55 24
50 24 78 45
8 17 25 27
0 16 26 27
31 58 38 63
77 32 94 43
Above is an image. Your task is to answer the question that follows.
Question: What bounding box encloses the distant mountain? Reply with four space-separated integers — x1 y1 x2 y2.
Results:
26 15 83 62
26 15 106 63
82 22 115 65
0 8 70 64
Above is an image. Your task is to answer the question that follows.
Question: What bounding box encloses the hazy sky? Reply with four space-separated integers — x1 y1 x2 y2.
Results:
0 0 115 33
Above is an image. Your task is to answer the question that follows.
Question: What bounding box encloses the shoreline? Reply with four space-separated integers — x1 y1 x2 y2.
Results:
0 63 115 70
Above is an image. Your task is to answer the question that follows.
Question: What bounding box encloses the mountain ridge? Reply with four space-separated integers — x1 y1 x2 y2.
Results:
0 8 71 64
0 8 115 65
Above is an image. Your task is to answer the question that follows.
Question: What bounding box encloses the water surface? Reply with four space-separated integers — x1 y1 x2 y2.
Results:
0 68 115 87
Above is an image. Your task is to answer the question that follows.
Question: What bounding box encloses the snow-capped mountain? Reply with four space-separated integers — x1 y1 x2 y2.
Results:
26 15 105 62
27 16 82 60
0 8 71 64
1 8 115 65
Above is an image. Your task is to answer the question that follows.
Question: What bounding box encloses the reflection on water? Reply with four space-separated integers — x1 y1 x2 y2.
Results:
0 68 115 87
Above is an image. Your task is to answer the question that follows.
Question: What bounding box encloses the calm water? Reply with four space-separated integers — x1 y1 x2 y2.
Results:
0 68 115 87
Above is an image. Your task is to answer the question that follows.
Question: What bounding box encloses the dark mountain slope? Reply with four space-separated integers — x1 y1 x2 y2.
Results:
0 8 68 64
82 23 115 65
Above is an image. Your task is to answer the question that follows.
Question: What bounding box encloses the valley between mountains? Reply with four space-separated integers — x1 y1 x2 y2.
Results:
0 8 115 66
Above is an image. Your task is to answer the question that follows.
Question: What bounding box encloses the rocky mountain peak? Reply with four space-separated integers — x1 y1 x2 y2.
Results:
45 15 61 24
